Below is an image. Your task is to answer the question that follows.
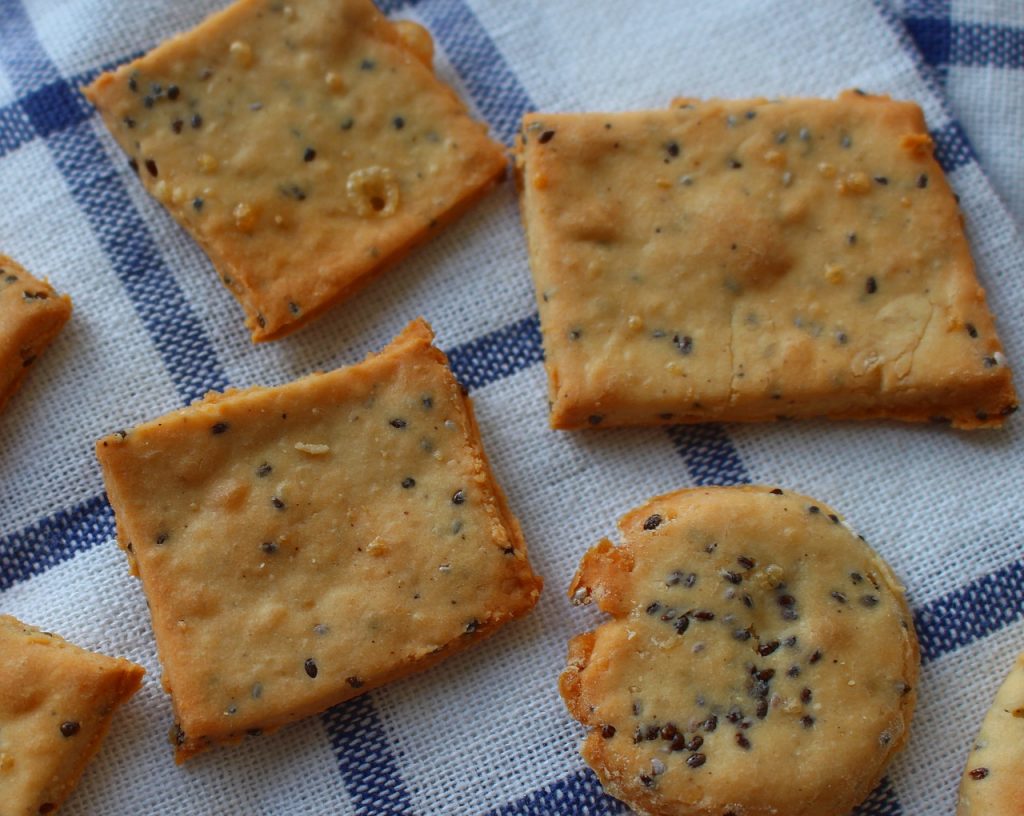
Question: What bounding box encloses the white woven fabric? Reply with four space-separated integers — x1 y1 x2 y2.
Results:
1 1 1022 814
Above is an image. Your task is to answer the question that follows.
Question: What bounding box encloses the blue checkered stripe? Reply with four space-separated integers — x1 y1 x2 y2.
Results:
1 0 1021 813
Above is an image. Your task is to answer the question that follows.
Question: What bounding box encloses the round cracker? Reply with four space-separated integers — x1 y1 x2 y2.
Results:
560 485 919 816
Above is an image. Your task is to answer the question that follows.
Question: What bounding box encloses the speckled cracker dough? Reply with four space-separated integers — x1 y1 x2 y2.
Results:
560 486 919 816
0 255 72 413
957 653 1024 814
0 615 144 816
95 318 542 760
84 0 507 341
516 92 1017 429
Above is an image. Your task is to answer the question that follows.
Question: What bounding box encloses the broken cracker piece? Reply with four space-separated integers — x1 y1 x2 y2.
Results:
516 92 1016 429
95 318 542 760
0 255 72 414
0 615 143 816
84 0 507 341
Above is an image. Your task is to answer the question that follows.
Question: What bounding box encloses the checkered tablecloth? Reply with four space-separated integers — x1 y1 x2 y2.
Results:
1 1 1022 814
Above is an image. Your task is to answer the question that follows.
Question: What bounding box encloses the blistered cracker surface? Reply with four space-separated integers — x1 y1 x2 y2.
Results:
957 652 1024 815
95 319 542 760
83 0 507 341
0 615 144 816
517 92 1016 429
0 255 72 413
560 486 919 816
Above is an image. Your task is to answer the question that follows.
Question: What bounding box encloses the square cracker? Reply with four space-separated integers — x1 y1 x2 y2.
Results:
0 255 72 413
95 318 542 760
0 615 144 816
515 92 1017 429
83 0 507 341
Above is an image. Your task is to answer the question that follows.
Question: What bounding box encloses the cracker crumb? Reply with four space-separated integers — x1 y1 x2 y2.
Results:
295 442 330 455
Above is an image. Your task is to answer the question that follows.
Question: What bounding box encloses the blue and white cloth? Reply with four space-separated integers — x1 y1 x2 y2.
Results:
1 1 1022 813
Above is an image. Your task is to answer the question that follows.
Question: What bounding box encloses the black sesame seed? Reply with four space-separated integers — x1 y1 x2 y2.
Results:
726 707 743 723
60 721 80 737
840 133 852 149
143 95 154 108
666 141 680 158
801 715 815 728
966 323 978 338
393 116 405 130
734 628 752 641
801 688 812 704
643 514 663 531
770 488 783 495
191 113 203 128
758 640 780 657
645 725 660 741
670 733 687 751
722 570 742 584
639 774 654 788
671 331 696 354
464 619 480 634
757 668 775 682
756 699 768 719
778 595 795 607
788 665 801 677
304 658 318 678
831 591 847 603
969 768 989 780
452 489 466 505
660 723 678 740
646 601 661 615
123 116 136 129
346 676 364 688
983 356 998 368
211 422 229 434
977 410 989 421
702 715 718 732
874 176 889 185
172 119 183 134
257 462 272 477
155 532 168 545
735 733 751 750
401 477 416 489
288 301 301 315
261 541 278 554
167 84 180 100
861 594 879 607
588 414 603 425
809 649 823 664
737 556 755 569
917 173 928 189
674 616 690 634
693 610 715 621
304 147 316 162
389 418 407 429
660 608 677 622
687 752 706 768
145 159 158 177
866 276 878 294
128 76 138 92
601 724 616 739
784 636 798 647
741 593 753 608
633 727 643 744
728 158 743 169
847 232 857 245
808 505 820 515
538 130 555 144
193 197 204 211
850 572 863 584
341 117 355 130
360 58 376 70
271 497 285 510
828 513 840 524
